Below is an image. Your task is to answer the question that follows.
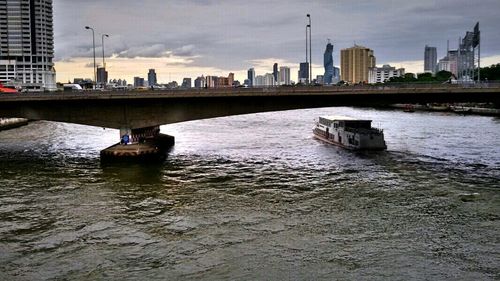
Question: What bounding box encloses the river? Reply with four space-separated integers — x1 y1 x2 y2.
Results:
0 107 499 280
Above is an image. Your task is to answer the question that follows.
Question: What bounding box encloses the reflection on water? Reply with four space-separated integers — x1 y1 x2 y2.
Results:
0 108 499 280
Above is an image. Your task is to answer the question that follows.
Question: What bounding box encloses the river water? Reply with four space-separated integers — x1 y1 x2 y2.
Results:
0 107 499 280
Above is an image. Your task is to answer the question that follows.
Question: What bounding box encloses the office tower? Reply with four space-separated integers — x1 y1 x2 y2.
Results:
273 63 278 83
424 45 437 74
340 45 376 84
181 78 192 88
147 69 157 86
194 76 206 88
279 66 291 85
0 0 56 90
97 67 108 87
316 75 324 85
368 65 405 84
298 62 309 84
324 41 334 84
247 68 255 87
134 77 145 88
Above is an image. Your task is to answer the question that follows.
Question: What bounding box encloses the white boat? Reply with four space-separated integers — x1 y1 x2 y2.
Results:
313 116 387 150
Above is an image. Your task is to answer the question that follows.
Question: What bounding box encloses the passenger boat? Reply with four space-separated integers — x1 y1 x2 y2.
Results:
313 116 387 150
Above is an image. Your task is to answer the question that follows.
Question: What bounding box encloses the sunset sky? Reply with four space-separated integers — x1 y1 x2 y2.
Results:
53 0 500 84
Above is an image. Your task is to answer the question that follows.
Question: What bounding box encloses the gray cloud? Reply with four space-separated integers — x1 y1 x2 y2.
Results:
54 0 500 72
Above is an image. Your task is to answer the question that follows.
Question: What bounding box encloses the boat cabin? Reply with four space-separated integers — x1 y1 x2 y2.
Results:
318 116 372 130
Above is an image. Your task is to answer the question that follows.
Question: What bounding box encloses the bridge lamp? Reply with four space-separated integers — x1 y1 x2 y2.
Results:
307 14 312 85
85 26 97 89
102 34 109 69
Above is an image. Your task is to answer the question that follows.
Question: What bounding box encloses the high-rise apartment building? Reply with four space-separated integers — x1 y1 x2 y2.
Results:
340 45 375 84
278 66 291 85
0 0 56 90
148 69 157 86
247 68 255 87
194 76 205 88
424 45 437 74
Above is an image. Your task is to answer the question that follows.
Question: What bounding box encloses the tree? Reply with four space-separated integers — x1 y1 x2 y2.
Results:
479 64 500 81
435 70 453 82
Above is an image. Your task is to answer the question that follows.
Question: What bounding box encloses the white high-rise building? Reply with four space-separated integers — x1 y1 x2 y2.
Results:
278 66 291 85
368 65 405 84
0 0 56 91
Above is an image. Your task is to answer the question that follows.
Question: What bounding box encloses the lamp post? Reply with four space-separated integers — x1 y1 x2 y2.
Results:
305 25 309 84
85 26 96 89
307 14 312 84
101 34 109 69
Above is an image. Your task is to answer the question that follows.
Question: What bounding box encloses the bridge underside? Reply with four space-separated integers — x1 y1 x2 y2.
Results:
0 89 499 129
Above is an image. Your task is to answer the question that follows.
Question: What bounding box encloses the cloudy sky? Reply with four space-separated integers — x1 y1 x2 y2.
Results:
53 0 500 83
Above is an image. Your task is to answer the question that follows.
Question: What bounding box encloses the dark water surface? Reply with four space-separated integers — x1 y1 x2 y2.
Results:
0 107 499 280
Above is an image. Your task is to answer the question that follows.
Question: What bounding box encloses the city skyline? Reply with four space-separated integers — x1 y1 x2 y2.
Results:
52 0 500 83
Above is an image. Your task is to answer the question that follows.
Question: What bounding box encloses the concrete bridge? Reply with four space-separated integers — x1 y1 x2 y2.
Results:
1 85 499 160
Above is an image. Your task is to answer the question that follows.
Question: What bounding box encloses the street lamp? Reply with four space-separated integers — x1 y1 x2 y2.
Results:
307 14 312 84
305 24 309 84
85 26 96 89
101 34 109 69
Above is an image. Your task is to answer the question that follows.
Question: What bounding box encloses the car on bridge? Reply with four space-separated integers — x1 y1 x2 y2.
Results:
0 84 18 94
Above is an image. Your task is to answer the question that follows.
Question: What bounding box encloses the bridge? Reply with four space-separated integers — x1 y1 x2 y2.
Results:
1 84 499 160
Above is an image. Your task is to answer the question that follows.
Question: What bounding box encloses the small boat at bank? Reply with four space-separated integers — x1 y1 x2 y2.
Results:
313 116 387 150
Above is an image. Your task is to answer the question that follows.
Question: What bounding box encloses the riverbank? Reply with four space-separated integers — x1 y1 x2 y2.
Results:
0 118 29 131
391 103 500 117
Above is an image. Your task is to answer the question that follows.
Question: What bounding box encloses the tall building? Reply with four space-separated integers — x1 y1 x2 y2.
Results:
340 45 376 84
97 67 108 87
194 76 206 88
424 45 437 74
147 69 157 86
205 73 234 88
273 63 278 83
0 0 56 90
181 78 191 88
133 77 145 88
368 65 405 84
264 73 275 86
298 62 309 84
247 68 255 87
323 41 335 85
279 66 291 85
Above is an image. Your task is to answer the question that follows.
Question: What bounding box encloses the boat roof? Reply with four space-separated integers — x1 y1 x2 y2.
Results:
319 116 372 122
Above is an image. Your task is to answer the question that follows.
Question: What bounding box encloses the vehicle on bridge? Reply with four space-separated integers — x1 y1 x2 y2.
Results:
0 84 18 94
313 116 387 150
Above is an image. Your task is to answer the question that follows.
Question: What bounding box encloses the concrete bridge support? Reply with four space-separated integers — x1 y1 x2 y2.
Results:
100 125 175 162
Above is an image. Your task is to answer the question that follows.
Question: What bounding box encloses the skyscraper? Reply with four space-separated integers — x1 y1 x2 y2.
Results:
148 69 157 86
0 0 56 90
279 66 291 85
273 63 278 83
298 62 309 84
97 67 108 87
323 41 334 85
340 45 375 84
247 68 255 87
424 45 437 74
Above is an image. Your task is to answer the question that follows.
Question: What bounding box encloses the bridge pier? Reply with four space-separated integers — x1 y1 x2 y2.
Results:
100 125 175 162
